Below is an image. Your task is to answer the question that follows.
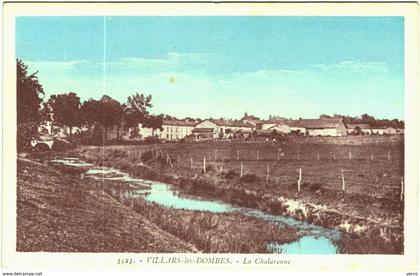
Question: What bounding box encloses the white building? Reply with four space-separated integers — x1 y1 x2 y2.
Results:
194 119 255 139
346 124 372 135
139 119 198 141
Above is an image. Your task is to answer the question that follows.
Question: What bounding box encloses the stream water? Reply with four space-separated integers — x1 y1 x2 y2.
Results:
52 157 342 254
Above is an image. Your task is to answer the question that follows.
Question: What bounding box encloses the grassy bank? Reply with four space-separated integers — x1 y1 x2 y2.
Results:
17 157 299 253
76 138 404 254
17 158 196 252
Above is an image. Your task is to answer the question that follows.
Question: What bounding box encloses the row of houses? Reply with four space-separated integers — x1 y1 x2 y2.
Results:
138 117 404 141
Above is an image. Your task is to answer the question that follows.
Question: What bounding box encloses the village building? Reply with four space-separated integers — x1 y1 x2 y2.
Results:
259 118 288 131
159 120 197 140
283 118 348 136
241 114 262 127
371 126 398 135
193 119 255 139
266 121 291 134
190 128 214 141
346 123 372 135
396 128 405 134
138 119 197 141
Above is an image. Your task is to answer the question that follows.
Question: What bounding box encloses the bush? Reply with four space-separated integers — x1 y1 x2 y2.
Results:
112 149 127 158
52 139 73 151
141 150 154 162
144 136 161 144
223 170 239 179
241 174 259 183
34 143 50 152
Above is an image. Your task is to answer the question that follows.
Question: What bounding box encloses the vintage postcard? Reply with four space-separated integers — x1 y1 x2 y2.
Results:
1 1 419 274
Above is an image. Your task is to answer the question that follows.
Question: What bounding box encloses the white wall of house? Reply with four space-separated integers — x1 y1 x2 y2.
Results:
372 129 385 135
194 120 219 138
261 123 277 130
290 126 306 134
347 128 372 135
307 128 340 136
160 124 194 140
384 127 397 135
268 124 291 134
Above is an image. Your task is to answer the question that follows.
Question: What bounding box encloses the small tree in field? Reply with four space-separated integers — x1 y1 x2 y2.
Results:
17 60 44 151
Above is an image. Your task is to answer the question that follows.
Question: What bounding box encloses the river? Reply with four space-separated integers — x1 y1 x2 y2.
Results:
52 157 342 254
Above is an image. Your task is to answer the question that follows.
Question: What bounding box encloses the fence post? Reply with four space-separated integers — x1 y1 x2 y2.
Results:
257 149 259 160
333 154 336 160
297 168 302 192
167 153 173 168
220 157 224 173
266 164 270 183
237 149 240 161
349 150 352 160
203 157 206 174
400 177 404 201
190 156 193 169
297 148 300 161
341 169 345 200
215 150 217 161
317 151 320 161
177 155 180 168
240 162 243 178
277 149 280 161
370 152 374 161
388 149 391 161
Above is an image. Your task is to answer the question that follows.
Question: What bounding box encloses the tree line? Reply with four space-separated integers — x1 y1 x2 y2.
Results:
16 59 405 152
17 60 163 151
319 114 404 129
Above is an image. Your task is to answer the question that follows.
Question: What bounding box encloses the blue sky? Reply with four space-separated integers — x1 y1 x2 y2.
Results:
16 16 404 120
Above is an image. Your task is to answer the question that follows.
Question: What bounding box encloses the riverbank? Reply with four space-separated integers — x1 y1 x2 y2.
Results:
17 157 298 253
75 144 404 254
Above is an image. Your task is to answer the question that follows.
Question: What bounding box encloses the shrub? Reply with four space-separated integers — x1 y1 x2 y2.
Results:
144 136 160 144
34 143 50 152
141 150 154 162
111 149 127 158
52 139 73 151
223 170 239 179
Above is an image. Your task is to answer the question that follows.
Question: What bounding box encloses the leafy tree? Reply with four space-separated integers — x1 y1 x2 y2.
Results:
16 60 44 151
44 92 82 140
81 99 101 131
99 95 125 140
124 93 152 128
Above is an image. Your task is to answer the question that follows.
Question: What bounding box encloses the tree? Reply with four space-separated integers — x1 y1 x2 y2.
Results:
81 99 101 131
124 93 152 128
16 60 44 151
99 95 125 140
44 92 82 140
143 115 163 136
354 126 362 135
